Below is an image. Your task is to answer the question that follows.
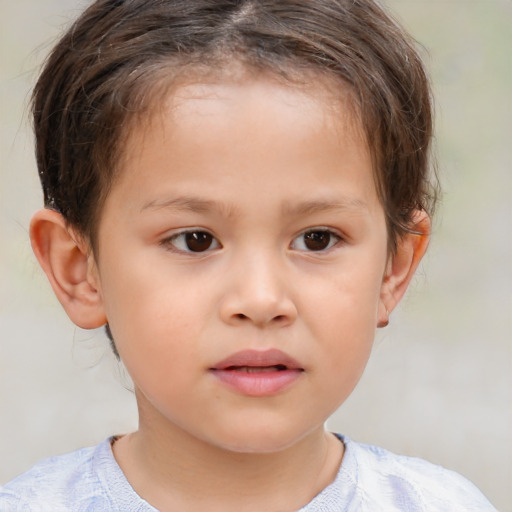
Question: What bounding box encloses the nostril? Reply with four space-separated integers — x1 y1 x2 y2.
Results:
234 313 287 323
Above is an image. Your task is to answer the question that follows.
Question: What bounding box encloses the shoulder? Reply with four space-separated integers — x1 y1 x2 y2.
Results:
335 435 497 511
0 439 115 511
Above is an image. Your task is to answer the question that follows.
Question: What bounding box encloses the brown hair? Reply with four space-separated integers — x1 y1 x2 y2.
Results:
33 0 438 252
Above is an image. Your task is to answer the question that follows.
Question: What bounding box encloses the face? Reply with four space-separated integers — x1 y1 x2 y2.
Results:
91 74 390 453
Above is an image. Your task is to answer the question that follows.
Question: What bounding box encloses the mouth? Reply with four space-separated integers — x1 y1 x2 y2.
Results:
210 349 304 396
223 364 290 373
212 348 303 371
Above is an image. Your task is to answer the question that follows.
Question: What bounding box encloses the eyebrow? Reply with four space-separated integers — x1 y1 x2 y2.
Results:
141 195 368 217
141 196 238 216
282 197 369 217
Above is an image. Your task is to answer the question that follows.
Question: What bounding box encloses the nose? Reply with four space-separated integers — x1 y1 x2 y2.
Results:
219 253 298 328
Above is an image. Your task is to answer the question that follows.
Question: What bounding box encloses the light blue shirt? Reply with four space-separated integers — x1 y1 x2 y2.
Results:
0 435 497 511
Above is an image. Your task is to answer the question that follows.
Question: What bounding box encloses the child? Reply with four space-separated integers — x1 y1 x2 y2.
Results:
0 0 498 510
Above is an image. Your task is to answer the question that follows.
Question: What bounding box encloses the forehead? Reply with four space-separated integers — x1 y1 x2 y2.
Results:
107 73 378 219
122 70 367 168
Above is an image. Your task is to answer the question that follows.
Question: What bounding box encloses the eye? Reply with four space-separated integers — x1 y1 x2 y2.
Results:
291 229 341 252
164 230 221 253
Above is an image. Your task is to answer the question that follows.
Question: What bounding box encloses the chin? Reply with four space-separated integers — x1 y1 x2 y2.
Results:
207 421 321 455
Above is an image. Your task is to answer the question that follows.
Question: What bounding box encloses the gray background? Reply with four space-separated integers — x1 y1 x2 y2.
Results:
1 1 511 510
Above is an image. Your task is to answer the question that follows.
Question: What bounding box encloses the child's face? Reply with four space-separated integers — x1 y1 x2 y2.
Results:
90 75 390 452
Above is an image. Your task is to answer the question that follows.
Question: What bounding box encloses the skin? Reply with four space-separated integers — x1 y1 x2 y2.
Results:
30 73 429 511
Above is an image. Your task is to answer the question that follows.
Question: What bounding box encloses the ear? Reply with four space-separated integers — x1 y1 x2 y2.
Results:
30 209 107 329
377 210 430 327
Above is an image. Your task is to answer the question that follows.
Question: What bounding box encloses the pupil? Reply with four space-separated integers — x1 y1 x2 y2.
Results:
185 232 213 252
304 231 330 251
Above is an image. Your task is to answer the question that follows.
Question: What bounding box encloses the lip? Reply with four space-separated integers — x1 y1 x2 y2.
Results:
209 349 304 397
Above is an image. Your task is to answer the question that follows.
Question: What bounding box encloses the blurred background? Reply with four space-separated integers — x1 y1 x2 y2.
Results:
1 0 510 509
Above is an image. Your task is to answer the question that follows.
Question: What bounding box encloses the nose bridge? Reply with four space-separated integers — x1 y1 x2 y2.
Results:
220 245 297 327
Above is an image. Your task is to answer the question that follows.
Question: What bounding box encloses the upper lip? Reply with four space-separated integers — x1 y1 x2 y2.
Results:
211 349 304 371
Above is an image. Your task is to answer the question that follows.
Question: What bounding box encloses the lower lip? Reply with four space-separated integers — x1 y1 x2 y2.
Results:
210 368 303 396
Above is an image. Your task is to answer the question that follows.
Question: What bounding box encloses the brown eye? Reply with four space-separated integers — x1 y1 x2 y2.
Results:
291 229 340 252
165 230 220 253
185 232 214 252
304 231 331 251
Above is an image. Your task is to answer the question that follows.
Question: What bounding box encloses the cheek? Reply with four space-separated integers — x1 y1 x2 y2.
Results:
313 304 375 412
112 297 204 413
301 259 383 334
299 262 383 382
99 256 208 369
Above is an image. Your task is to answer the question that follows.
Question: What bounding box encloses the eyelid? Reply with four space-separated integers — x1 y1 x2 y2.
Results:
290 226 344 252
160 228 221 254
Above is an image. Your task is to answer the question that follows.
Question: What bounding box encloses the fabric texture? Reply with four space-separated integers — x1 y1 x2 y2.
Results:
0 435 497 511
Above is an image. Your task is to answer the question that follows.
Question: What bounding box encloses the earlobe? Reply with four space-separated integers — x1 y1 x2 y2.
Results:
378 211 431 327
30 209 107 329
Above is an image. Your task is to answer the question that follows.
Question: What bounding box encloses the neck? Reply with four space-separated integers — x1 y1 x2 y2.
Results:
113 407 344 511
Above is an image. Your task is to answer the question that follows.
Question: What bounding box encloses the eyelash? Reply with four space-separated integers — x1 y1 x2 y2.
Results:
161 228 343 254
291 228 343 252
161 230 221 254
